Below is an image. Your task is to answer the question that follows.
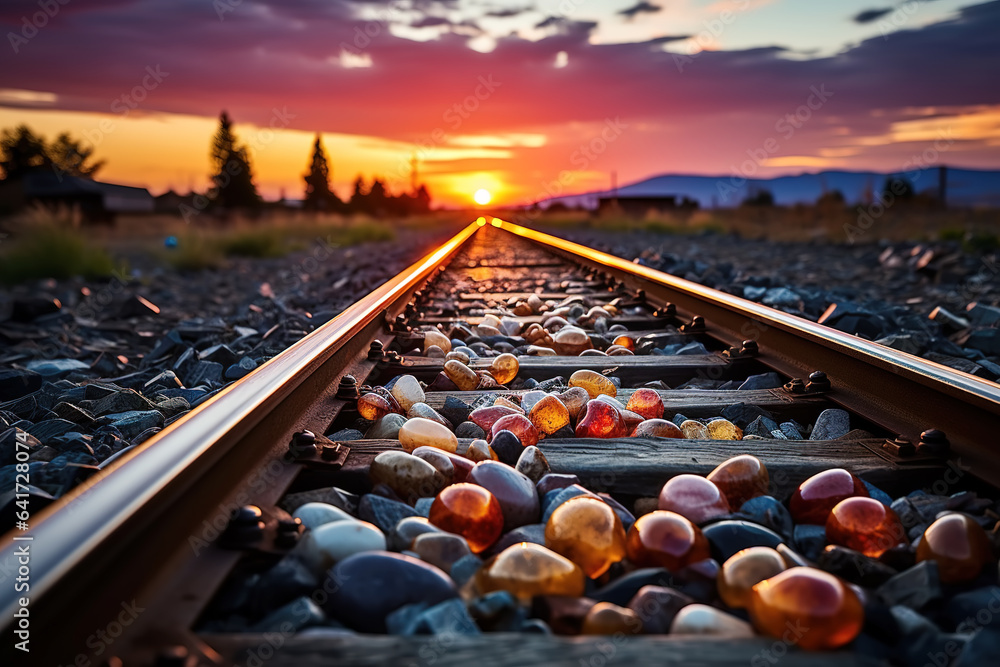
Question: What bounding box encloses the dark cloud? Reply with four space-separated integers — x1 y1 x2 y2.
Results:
411 16 452 28
484 6 533 18
853 8 893 23
619 2 662 19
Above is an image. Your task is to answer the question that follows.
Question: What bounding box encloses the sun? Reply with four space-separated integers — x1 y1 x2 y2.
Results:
473 188 492 206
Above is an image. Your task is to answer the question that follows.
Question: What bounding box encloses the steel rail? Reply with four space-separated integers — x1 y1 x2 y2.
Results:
496 219 1000 486
0 220 480 639
4 217 1000 662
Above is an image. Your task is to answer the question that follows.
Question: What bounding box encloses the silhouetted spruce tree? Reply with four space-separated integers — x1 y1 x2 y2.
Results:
349 175 369 213
368 178 388 214
303 135 340 212
412 184 432 213
741 188 774 207
209 111 260 210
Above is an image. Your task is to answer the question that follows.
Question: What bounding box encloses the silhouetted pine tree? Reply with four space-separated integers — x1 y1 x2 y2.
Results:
0 125 50 180
413 184 431 213
209 111 260 210
349 175 369 213
303 135 339 211
368 178 388 214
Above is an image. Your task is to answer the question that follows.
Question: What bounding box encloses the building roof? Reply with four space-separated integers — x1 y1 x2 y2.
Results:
18 171 154 212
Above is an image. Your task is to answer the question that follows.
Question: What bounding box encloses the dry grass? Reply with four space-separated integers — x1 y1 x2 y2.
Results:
0 205 119 284
512 205 1000 245
0 207 463 280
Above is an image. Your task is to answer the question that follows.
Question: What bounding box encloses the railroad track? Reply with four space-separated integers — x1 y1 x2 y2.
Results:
3 218 1000 666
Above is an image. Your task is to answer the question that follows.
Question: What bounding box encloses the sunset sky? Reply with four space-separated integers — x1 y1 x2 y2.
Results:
1 0 999 206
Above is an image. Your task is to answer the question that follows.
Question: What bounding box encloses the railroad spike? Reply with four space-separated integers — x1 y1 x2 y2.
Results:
368 340 385 360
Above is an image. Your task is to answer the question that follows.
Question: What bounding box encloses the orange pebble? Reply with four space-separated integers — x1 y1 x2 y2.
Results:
626 510 710 570
749 567 863 650
718 547 787 609
707 455 770 508
546 497 627 578
625 388 664 420
477 543 585 600
916 513 994 583
358 392 393 421
631 419 684 439
429 483 504 553
575 400 628 439
490 413 540 447
612 335 636 352
826 497 905 558
528 394 571 435
789 469 868 525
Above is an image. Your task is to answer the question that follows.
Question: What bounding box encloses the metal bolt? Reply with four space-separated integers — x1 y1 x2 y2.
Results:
337 375 360 400
654 303 677 318
321 444 342 461
681 315 705 332
393 314 410 333
276 517 303 548
918 429 950 456
884 436 916 457
155 647 193 667
231 505 263 525
289 430 317 457
224 505 265 546
784 378 806 394
741 340 759 356
806 371 831 392
368 340 385 360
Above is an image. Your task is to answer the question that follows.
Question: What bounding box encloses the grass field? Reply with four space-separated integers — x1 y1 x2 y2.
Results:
505 205 1000 246
1 203 997 285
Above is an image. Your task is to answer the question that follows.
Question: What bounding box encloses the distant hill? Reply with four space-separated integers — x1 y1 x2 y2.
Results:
539 167 1000 209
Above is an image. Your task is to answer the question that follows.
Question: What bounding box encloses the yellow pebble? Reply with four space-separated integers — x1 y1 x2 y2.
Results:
707 418 743 440
680 420 710 439
568 369 617 399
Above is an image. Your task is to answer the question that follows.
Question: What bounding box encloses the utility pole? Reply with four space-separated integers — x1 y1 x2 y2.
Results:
938 165 947 208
